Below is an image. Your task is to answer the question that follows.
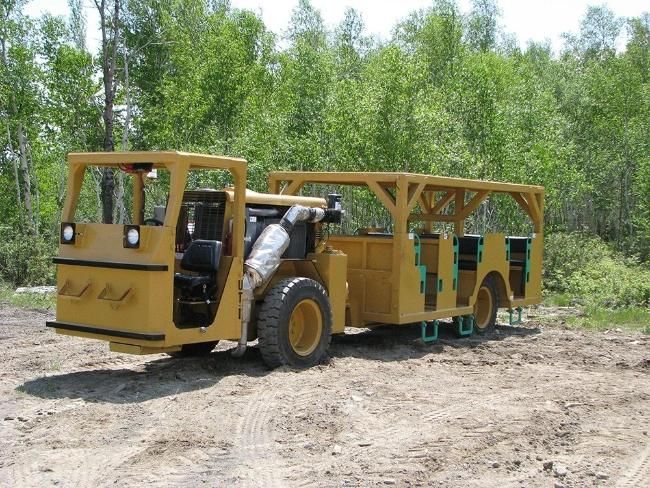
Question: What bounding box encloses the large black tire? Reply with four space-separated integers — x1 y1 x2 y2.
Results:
168 341 219 358
473 275 498 334
257 277 332 369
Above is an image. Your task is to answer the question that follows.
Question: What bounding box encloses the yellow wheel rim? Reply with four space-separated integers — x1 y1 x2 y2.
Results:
288 299 323 356
474 286 493 330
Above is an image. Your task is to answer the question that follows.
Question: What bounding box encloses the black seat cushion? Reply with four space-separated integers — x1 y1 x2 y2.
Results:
174 274 212 290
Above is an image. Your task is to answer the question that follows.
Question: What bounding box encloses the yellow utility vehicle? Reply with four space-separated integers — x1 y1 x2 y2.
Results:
47 152 544 368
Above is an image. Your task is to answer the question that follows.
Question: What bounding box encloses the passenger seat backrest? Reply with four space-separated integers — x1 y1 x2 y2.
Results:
458 236 482 255
181 240 222 273
509 237 530 254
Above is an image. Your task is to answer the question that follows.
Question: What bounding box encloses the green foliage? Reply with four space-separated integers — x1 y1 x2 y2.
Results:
544 232 650 309
1 0 650 300
544 232 610 293
0 228 56 286
567 255 650 309
543 292 572 307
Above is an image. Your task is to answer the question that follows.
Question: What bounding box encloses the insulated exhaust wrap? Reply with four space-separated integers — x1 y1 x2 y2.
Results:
244 224 290 286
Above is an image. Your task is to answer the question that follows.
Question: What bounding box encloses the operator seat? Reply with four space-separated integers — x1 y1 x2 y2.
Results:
174 240 222 301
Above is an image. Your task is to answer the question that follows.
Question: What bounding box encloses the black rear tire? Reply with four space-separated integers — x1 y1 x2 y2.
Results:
257 277 332 369
168 341 219 358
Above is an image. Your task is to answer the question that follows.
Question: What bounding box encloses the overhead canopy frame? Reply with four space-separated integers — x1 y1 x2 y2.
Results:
268 171 545 234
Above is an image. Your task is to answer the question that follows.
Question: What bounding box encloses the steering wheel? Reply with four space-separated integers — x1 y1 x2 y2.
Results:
143 218 164 226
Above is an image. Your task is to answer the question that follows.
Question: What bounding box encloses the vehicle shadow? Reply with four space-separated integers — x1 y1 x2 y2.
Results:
17 345 270 405
330 321 541 361
19 322 540 404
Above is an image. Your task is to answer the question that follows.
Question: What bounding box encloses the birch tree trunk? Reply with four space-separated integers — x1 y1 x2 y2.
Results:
116 45 131 224
95 0 120 224
16 122 34 232
5 121 22 224
1 26 32 231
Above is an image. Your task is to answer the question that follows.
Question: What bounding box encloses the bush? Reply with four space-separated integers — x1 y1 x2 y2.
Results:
544 232 650 309
543 232 610 293
568 256 650 308
0 228 57 287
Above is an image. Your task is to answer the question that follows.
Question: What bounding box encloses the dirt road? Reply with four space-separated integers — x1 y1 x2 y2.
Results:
0 305 648 487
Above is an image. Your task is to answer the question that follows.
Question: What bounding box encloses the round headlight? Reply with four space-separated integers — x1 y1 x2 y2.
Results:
62 225 74 241
127 228 140 246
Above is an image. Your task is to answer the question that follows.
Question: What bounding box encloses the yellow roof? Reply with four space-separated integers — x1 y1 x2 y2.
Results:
67 151 247 170
269 171 544 195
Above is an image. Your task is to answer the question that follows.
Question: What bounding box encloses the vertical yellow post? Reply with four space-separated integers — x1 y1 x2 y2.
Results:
392 175 409 317
164 160 189 228
454 189 465 236
230 164 247 258
61 163 86 222
132 172 144 225
269 176 281 195
535 192 544 234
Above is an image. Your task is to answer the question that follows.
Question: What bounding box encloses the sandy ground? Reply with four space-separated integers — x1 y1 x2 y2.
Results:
0 305 648 488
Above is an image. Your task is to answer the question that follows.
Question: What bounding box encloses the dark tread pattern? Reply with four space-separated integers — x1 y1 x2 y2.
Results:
257 277 332 369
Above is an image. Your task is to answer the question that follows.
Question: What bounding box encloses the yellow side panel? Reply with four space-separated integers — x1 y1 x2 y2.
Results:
335 239 363 268
366 241 392 271
396 238 425 317
327 236 397 325
55 225 174 347
345 274 365 326
365 271 392 314
435 235 457 310
312 252 348 333
207 257 244 341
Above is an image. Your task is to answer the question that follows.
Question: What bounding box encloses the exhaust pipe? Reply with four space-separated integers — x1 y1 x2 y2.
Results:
231 272 254 358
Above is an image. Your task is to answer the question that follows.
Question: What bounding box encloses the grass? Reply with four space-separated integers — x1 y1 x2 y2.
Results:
0 283 56 310
543 292 573 307
567 306 650 334
543 292 649 333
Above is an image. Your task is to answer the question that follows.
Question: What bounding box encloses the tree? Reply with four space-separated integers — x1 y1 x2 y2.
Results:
94 0 121 223
67 0 86 51
0 0 38 232
466 0 500 52
39 13 101 218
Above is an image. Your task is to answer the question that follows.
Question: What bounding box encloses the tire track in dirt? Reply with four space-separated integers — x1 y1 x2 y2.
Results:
234 387 284 488
617 442 650 488
7 398 101 488
9 447 121 488
355 401 468 474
